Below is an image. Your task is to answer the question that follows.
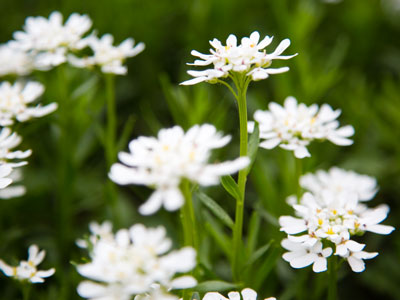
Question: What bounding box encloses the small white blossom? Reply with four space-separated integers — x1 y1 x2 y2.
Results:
69 33 145 75
10 11 92 70
0 163 13 190
181 31 296 85
0 81 57 126
76 222 196 300
202 288 276 300
109 124 250 215
0 168 26 199
0 44 33 77
279 168 394 273
249 96 354 158
0 244 55 283
300 167 377 202
0 127 31 163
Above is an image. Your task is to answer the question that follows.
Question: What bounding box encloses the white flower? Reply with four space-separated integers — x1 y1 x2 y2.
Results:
0 168 26 199
76 222 196 300
181 31 296 85
202 288 276 300
109 124 250 215
282 239 332 273
0 244 55 283
279 168 394 273
0 81 57 126
0 127 31 163
69 33 145 75
249 96 354 158
10 11 92 70
300 167 377 202
0 163 13 190
0 44 33 77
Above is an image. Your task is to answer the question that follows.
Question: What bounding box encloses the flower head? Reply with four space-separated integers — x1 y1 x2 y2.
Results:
109 124 249 215
0 44 33 77
76 222 196 300
279 168 394 273
0 244 55 283
249 96 354 158
69 33 145 75
10 11 92 70
181 31 296 85
0 81 57 126
202 288 276 300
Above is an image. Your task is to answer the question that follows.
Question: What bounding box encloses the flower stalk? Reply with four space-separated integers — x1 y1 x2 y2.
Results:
104 74 119 225
328 256 338 300
227 74 251 282
180 179 198 250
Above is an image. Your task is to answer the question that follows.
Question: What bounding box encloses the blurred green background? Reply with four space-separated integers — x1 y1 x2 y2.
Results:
0 0 399 299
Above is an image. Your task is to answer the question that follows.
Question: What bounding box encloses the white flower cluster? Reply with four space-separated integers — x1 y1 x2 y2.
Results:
249 96 354 158
0 81 57 126
0 244 55 283
202 288 276 300
280 167 395 273
77 222 197 300
0 127 32 194
181 31 296 85
109 124 249 215
1 11 144 76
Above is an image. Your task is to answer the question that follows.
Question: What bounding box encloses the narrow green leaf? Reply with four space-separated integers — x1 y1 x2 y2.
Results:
117 115 136 151
195 280 237 293
220 175 241 201
245 211 261 257
246 122 260 175
197 192 234 229
253 244 281 290
202 211 232 259
245 241 273 268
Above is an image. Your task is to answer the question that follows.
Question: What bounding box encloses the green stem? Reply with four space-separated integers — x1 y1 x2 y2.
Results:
295 157 303 202
105 74 119 225
22 282 31 300
231 74 250 282
180 179 198 250
56 64 73 300
328 256 338 300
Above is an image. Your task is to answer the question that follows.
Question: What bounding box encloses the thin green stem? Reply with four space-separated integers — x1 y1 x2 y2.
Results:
22 282 31 300
180 179 198 250
105 74 119 225
230 74 250 282
295 157 303 202
328 256 338 300
217 79 238 99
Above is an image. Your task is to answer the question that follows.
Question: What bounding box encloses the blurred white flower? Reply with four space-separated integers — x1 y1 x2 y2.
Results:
0 244 55 283
249 96 354 158
181 31 296 85
0 44 33 77
300 167 377 203
0 127 31 163
69 33 145 75
0 81 57 126
109 124 249 215
77 222 196 300
202 288 276 300
0 168 26 199
0 163 13 190
279 168 395 273
10 11 92 70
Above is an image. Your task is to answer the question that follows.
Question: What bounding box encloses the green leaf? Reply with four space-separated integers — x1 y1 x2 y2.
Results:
202 211 232 259
245 211 261 257
195 280 237 293
245 240 273 268
220 175 241 201
246 122 260 175
197 192 234 229
253 244 281 290
117 115 136 151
